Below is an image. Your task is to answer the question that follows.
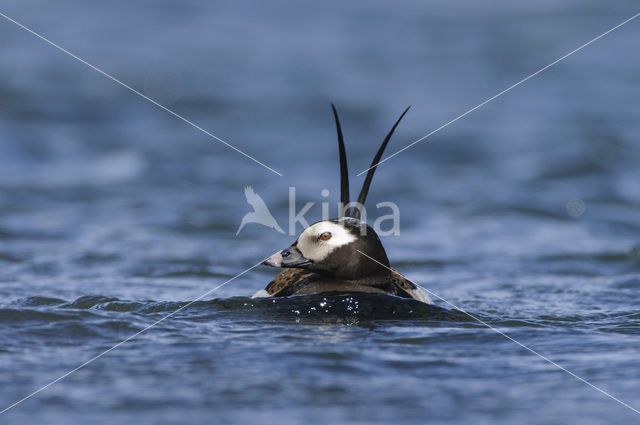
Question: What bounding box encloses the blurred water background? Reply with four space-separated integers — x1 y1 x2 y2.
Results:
1 1 640 424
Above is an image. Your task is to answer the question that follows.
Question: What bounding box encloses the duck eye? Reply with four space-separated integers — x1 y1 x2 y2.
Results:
319 231 332 241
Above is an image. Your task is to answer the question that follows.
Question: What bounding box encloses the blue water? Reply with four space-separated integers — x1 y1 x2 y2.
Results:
1 1 640 424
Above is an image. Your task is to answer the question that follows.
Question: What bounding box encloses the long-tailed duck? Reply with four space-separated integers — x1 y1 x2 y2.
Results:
254 105 431 304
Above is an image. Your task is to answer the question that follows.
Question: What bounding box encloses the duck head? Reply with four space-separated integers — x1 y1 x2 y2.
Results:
263 217 390 280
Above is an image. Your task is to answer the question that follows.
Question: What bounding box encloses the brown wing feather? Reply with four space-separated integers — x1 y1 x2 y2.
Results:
265 268 318 297
390 268 432 303
390 268 416 294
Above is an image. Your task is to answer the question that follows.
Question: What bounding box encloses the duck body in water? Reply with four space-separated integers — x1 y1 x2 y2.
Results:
257 218 431 303
254 105 432 304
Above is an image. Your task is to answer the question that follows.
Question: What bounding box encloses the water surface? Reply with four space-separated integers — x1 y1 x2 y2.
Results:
1 1 640 424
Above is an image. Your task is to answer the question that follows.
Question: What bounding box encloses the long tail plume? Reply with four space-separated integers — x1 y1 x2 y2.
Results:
352 106 411 220
331 104 350 218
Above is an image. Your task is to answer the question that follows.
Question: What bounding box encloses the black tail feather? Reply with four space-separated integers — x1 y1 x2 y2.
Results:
353 106 411 219
331 104 350 218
